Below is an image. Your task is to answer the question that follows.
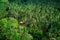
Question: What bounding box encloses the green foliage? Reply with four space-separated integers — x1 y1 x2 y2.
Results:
0 18 33 40
0 0 8 2
0 0 60 40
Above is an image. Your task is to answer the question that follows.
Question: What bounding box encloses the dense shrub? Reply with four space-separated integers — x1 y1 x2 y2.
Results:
0 17 33 40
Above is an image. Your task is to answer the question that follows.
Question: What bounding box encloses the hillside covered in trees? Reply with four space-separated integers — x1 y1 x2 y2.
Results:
0 0 60 40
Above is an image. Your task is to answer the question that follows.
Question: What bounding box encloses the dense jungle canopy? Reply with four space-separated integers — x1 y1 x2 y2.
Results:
0 0 60 40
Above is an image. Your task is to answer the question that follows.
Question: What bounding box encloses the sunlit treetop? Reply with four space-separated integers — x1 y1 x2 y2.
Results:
0 0 8 2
